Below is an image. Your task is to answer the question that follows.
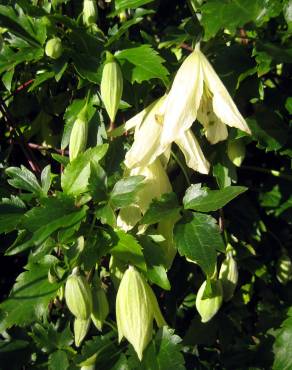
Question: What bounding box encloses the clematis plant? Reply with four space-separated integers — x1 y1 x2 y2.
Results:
122 44 250 175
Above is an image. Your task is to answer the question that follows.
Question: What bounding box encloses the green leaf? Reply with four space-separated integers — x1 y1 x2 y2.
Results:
174 212 225 276
0 256 61 331
41 165 52 195
75 333 117 367
200 0 282 40
0 47 43 74
48 350 69 370
110 175 145 208
183 184 247 212
111 230 147 271
5 165 43 196
155 327 185 370
0 196 26 234
30 323 73 353
116 45 169 84
140 192 180 225
273 314 292 370
6 197 87 255
115 0 154 12
0 5 46 46
61 145 108 196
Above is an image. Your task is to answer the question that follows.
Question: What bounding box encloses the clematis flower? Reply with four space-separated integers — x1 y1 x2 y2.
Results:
124 96 210 174
160 44 251 146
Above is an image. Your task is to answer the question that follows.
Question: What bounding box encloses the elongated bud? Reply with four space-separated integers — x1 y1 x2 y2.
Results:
65 268 93 319
276 252 292 285
196 280 223 323
219 245 238 301
83 0 98 26
45 37 62 59
74 318 90 347
116 266 166 360
100 52 123 123
91 285 109 331
227 140 246 167
69 113 88 161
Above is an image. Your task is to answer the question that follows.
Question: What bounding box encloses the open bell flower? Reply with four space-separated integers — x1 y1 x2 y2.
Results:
160 44 251 146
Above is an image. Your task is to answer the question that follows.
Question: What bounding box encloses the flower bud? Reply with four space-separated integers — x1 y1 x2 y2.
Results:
83 0 98 26
65 269 93 319
196 280 223 323
74 318 90 347
69 115 88 161
116 266 166 360
227 139 246 167
219 246 238 301
91 285 109 331
276 252 292 285
45 37 62 59
100 52 123 123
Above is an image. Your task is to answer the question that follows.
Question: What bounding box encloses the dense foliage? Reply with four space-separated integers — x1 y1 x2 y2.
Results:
0 0 292 369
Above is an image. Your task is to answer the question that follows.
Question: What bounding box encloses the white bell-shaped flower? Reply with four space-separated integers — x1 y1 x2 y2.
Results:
160 44 251 146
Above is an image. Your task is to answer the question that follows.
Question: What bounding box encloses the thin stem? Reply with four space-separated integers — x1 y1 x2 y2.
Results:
240 165 292 182
171 151 191 186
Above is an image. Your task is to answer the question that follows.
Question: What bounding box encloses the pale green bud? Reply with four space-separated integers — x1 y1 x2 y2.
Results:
74 318 91 347
57 285 65 301
83 0 98 26
116 266 166 360
45 37 62 59
227 140 246 167
69 115 88 161
65 269 93 319
91 286 109 331
196 280 223 323
276 253 292 285
100 52 123 122
219 246 238 301
81 366 95 370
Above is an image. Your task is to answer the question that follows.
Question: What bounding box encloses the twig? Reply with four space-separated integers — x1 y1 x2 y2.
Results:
28 142 67 155
240 165 292 182
3 79 34 102
0 97 41 173
179 43 194 52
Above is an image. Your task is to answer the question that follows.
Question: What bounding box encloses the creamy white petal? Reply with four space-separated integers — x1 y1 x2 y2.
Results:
160 51 204 145
125 97 167 169
175 130 210 174
204 119 228 144
199 50 251 134
130 160 172 213
124 101 155 132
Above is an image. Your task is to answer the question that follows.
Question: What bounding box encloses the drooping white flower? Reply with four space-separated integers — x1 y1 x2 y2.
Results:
160 44 251 146
124 96 210 174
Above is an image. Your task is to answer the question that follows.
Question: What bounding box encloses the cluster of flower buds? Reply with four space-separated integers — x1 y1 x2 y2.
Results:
64 267 109 346
116 266 166 360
